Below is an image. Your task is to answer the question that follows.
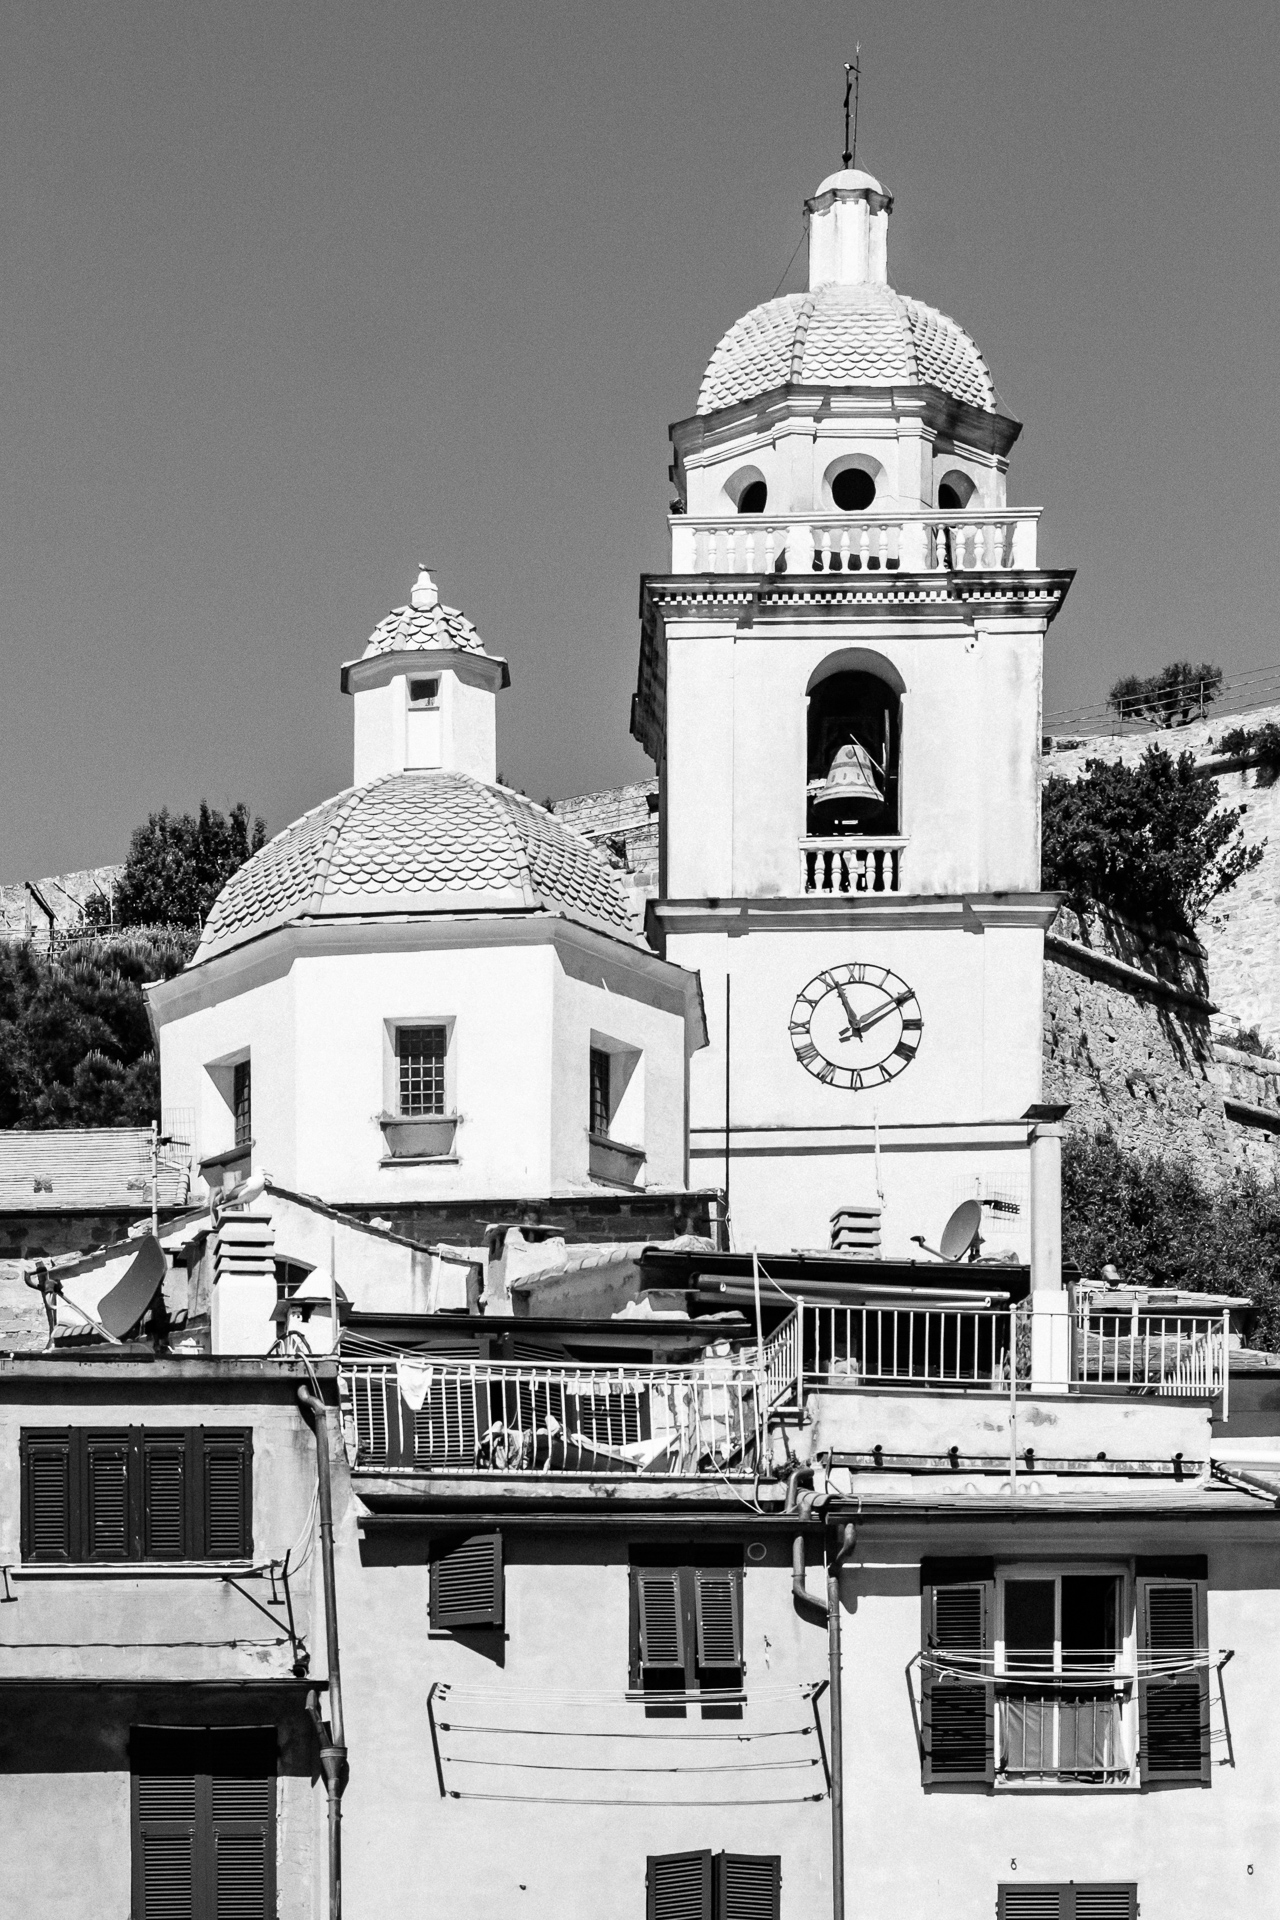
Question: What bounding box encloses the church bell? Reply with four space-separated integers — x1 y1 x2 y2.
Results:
810 739 884 813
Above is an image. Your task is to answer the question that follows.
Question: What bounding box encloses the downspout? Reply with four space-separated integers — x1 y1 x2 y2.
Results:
299 1384 347 1920
793 1521 857 1920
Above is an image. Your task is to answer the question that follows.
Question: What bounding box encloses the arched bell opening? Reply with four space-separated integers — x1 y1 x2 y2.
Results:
806 667 901 838
936 468 976 511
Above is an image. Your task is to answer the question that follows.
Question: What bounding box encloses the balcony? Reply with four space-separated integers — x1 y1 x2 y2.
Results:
998 1686 1130 1784
669 509 1041 578
801 836 905 896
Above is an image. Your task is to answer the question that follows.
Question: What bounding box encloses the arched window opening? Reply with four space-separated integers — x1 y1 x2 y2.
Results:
937 469 976 510
807 670 900 838
832 468 877 512
737 479 768 514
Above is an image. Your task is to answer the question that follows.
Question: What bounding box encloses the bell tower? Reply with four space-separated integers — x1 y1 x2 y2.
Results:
634 163 1075 1257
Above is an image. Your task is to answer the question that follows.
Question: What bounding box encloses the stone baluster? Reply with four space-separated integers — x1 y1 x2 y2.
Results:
877 525 889 571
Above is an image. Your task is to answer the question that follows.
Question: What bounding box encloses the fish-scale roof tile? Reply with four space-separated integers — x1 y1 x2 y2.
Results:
193 772 634 963
362 598 489 660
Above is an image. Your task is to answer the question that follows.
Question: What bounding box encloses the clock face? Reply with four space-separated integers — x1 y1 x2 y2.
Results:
789 962 922 1090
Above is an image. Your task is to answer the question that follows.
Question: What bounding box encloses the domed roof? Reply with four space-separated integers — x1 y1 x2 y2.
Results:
194 772 636 963
697 281 997 417
361 566 490 662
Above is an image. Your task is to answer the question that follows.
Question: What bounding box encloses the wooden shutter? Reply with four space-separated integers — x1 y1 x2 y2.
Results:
646 1850 713 1920
142 1431 190 1560
20 1429 73 1562
717 1852 781 1920
998 1890 1136 1920
694 1568 743 1674
1138 1577 1209 1783
921 1558 994 1785
201 1430 253 1560
132 1728 275 1920
637 1569 686 1673
84 1429 131 1560
430 1532 504 1628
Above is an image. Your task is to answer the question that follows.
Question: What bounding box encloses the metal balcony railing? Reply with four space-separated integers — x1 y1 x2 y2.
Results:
1074 1307 1231 1411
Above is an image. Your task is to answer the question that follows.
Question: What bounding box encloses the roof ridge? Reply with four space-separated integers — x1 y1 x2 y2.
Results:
787 291 818 385
480 780 540 910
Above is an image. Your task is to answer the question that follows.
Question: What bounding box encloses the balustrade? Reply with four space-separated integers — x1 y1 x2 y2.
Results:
800 837 905 895
671 509 1040 577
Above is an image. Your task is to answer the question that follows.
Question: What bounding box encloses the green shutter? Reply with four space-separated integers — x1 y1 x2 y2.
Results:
637 1569 685 1673
998 1889 1136 1920
646 1851 713 1920
132 1728 275 1920
142 1431 190 1560
430 1533 504 1628
716 1852 781 1920
84 1430 131 1560
1138 1578 1209 1785
20 1430 73 1562
201 1430 252 1560
694 1568 742 1674
921 1561 994 1785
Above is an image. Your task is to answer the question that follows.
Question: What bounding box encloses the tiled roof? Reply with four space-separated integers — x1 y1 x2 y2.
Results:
194 772 636 962
697 283 996 416
362 598 489 660
0 1130 189 1213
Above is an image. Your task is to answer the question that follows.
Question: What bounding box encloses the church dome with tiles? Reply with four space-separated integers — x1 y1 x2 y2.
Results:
194 770 635 963
697 169 998 419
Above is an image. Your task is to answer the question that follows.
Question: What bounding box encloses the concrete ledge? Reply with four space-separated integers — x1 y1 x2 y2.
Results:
1045 933 1217 1015
1224 1097 1280 1133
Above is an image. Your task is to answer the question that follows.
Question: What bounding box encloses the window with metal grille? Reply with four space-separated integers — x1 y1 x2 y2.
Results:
232 1059 252 1148
646 1850 780 1920
998 1885 1137 1920
132 1726 276 1920
630 1554 744 1695
430 1532 504 1629
397 1025 447 1117
21 1428 252 1563
589 1046 612 1137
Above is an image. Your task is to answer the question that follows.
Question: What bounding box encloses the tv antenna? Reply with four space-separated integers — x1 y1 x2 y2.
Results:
843 50 861 170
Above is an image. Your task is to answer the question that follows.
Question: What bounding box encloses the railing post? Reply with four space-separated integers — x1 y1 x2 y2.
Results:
1221 1309 1231 1422
796 1297 806 1407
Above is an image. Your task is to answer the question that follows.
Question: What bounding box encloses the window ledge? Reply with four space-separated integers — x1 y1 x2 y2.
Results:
200 1143 254 1173
378 1154 461 1168
588 1132 646 1189
11 1561 258 1580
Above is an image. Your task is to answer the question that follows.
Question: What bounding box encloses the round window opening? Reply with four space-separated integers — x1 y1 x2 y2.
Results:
832 468 877 512
737 479 768 514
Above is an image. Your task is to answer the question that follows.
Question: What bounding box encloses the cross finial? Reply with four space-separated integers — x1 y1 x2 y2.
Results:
842 49 861 170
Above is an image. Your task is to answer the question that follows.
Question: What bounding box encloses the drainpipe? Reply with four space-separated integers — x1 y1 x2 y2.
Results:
793 1522 857 1920
298 1384 347 1920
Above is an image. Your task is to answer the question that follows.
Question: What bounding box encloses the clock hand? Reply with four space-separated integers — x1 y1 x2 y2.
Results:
842 990 913 1040
830 978 864 1039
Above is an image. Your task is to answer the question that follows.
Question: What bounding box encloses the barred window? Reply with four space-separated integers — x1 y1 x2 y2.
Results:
398 1026 447 1117
233 1061 252 1148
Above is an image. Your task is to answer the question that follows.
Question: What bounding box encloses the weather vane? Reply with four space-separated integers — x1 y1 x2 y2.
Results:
843 49 861 170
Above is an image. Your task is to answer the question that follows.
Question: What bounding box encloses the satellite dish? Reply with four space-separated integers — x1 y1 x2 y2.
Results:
98 1234 167 1338
939 1200 983 1261
911 1200 984 1263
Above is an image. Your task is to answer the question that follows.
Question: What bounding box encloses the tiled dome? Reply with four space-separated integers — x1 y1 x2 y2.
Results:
697 282 997 417
362 588 489 661
194 772 636 963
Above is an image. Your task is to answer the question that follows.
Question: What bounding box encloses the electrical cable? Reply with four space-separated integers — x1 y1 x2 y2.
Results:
768 216 810 301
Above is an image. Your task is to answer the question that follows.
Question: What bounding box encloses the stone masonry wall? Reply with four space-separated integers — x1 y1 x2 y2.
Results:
1044 699 1280 1049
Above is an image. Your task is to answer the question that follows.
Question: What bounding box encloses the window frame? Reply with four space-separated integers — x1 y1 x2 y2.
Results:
232 1059 252 1150
645 1850 781 1920
395 1022 449 1119
994 1561 1135 1789
20 1426 253 1565
407 675 441 709
383 1016 456 1121
629 1553 744 1697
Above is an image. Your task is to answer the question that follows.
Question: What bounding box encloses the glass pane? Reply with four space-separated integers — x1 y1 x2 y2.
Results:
1061 1575 1119 1674
1003 1579 1055 1674
397 1026 446 1116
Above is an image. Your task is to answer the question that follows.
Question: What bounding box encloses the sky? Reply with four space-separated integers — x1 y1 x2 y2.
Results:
3 0 1280 879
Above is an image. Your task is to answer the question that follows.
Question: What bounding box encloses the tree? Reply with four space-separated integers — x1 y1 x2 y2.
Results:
90 801 266 930
1041 744 1262 930
1063 1130 1280 1349
1107 660 1224 727
0 929 193 1128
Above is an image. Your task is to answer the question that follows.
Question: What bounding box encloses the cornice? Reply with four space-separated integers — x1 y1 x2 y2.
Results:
640 568 1075 628
652 893 1061 936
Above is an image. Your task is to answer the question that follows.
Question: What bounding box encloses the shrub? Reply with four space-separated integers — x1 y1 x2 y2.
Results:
1107 660 1224 727
1063 1130 1280 1348
1041 744 1262 930
1218 720 1280 787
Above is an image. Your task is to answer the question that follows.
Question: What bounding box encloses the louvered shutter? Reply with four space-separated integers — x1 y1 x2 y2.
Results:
20 1430 73 1562
637 1569 686 1673
717 1852 781 1920
998 1889 1136 1920
921 1559 994 1784
430 1532 504 1628
142 1431 190 1560
646 1850 713 1920
201 1431 252 1560
694 1569 743 1677
1138 1578 1209 1783
208 1730 275 1920
84 1429 131 1560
